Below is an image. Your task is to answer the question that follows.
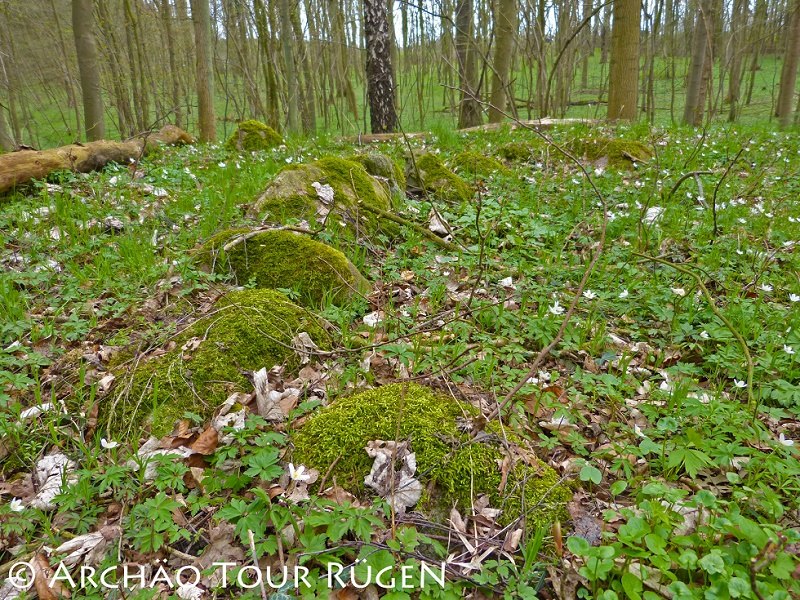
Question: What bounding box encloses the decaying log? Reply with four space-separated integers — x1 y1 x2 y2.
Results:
0 125 194 195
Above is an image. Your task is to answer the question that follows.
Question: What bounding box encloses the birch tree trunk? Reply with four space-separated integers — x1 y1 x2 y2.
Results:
364 0 398 133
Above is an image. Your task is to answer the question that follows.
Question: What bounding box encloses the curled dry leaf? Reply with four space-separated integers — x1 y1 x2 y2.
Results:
30 453 77 510
32 552 69 599
292 332 319 365
253 367 286 421
364 440 422 514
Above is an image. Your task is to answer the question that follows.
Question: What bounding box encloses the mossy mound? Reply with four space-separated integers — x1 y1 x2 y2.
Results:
568 137 652 167
349 152 406 201
106 289 328 438
405 153 473 203
451 151 511 178
498 141 542 162
251 157 393 234
225 120 282 152
197 228 369 307
291 383 571 530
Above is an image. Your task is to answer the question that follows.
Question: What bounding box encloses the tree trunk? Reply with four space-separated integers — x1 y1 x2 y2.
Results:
488 0 517 122
280 0 300 134
0 126 193 195
160 0 184 128
456 0 482 127
190 0 216 141
0 110 13 151
363 0 398 133
777 0 800 127
683 0 712 126
72 0 105 141
727 0 746 121
607 0 640 120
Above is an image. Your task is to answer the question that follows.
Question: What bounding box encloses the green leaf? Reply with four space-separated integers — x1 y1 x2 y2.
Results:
698 550 726 575
769 552 796 579
727 577 750 598
567 536 591 556
610 480 628 496
580 463 602 485
618 516 651 543
621 571 643 600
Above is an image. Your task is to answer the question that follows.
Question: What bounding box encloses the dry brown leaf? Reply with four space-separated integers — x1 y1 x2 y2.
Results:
32 553 69 599
189 427 219 455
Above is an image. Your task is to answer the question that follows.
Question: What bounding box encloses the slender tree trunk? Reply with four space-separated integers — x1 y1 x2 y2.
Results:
279 0 300 134
727 0 746 121
683 0 712 125
72 0 105 141
190 0 216 141
581 0 593 89
456 0 482 127
488 0 517 122
290 6 317 134
607 0 641 120
160 0 184 128
777 0 800 126
364 0 398 133
0 108 13 150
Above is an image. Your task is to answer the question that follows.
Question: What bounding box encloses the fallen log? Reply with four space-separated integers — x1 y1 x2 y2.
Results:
0 125 194 195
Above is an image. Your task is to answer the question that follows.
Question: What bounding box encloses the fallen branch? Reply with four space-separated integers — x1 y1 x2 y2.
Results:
358 202 458 250
0 125 194 195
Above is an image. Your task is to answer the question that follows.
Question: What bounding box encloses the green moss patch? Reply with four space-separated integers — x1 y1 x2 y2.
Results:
568 137 652 168
451 151 511 178
291 383 571 530
106 289 328 438
198 228 369 307
406 153 473 203
225 120 282 152
250 157 393 235
498 141 542 162
349 152 406 203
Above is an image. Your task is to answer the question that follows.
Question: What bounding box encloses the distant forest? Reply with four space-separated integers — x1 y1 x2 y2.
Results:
1 0 800 148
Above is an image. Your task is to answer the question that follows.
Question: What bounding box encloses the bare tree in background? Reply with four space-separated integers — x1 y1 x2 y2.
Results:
72 0 105 140
607 0 640 120
190 0 216 141
776 0 800 127
364 0 398 132
488 0 517 123
456 0 482 127
683 0 712 126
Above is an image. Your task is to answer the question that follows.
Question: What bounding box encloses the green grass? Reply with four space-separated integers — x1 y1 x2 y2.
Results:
1 122 799 598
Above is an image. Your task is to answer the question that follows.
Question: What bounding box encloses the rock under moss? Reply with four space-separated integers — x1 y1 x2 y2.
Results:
250 157 393 235
498 141 542 162
405 153 473 203
568 137 652 168
349 152 406 202
106 289 328 438
451 151 511 178
225 120 282 152
198 228 369 307
291 383 571 530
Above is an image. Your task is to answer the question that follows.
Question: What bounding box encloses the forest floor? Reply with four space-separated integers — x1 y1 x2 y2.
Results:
0 121 799 599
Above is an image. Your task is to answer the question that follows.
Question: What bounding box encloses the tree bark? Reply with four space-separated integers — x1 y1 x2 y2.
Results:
777 0 800 127
190 0 216 141
280 0 300 134
683 0 712 126
0 126 193 195
364 0 398 133
456 0 482 127
607 0 640 121
488 0 517 122
72 0 105 141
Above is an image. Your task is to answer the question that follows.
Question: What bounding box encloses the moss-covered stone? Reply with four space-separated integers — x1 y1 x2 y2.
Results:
349 152 406 201
107 289 328 438
498 141 541 162
568 137 652 167
251 157 393 234
291 383 571 530
451 151 511 178
198 228 369 307
225 120 282 152
406 153 473 203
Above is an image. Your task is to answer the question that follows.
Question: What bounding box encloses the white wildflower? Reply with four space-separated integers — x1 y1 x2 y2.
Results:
619 289 629 299
699 330 710 340
733 379 747 389
671 288 686 297
760 283 773 292
288 463 311 482
583 289 597 300
9 498 24 512
789 293 800 303
778 433 795 447
549 301 565 316
784 345 796 356
100 438 119 450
